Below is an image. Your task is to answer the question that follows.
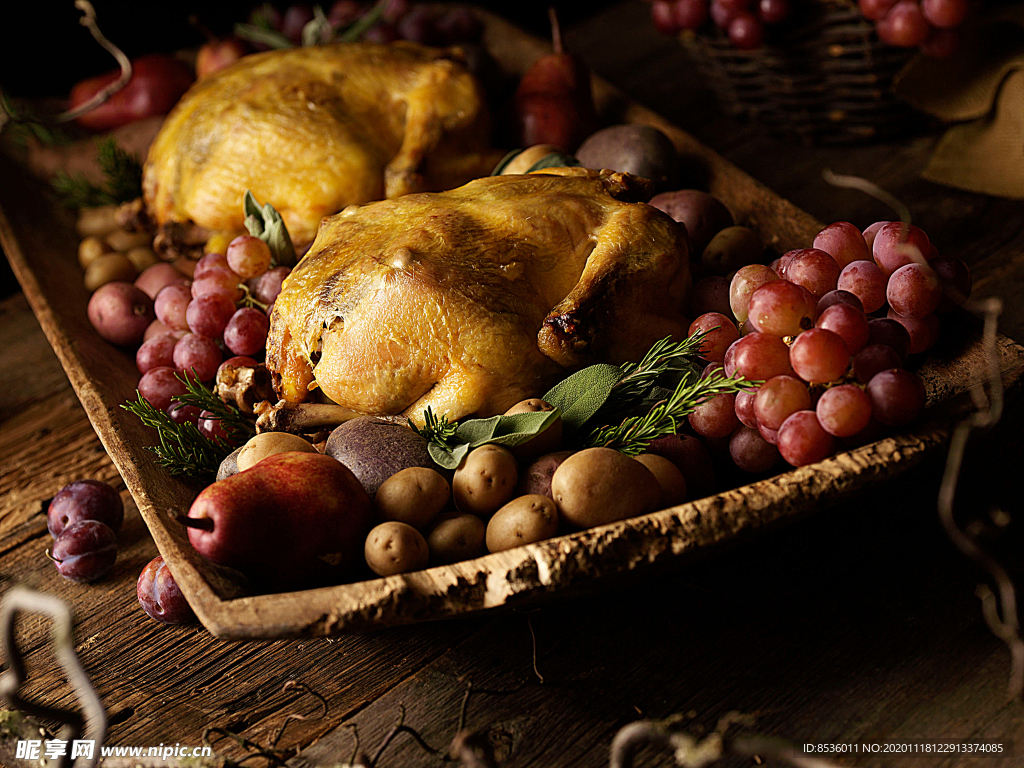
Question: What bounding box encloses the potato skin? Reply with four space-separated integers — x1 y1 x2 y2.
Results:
237 432 318 472
575 124 679 193
87 281 155 347
364 521 429 577
486 494 559 553
374 466 450 530
427 512 487 564
515 450 575 498
550 447 660 528
633 453 687 508
326 416 438 498
452 444 518 517
503 398 563 460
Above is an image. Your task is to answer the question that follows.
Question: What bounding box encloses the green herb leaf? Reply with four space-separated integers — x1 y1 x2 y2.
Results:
243 190 298 267
51 137 142 208
234 22 293 49
543 363 623 433
415 407 561 470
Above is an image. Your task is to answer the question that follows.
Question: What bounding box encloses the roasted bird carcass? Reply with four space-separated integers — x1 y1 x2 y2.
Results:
142 41 500 255
265 167 692 423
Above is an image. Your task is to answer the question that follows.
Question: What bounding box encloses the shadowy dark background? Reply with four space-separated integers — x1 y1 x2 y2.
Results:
0 1 620 298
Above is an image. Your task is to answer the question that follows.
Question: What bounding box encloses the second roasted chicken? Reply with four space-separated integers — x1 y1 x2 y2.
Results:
142 41 500 255
265 168 692 423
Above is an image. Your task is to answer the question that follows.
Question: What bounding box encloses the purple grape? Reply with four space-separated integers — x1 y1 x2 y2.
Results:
173 333 224 382
887 263 941 318
867 318 912 362
223 308 270 357
729 425 779 472
867 368 926 426
138 366 188 412
852 344 903 384
778 410 835 467
48 479 123 537
136 332 178 374
49 520 118 582
137 555 195 624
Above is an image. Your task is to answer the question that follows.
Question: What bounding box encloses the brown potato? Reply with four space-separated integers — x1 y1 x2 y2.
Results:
375 466 450 530
105 229 155 252
236 432 318 472
78 236 107 269
364 521 429 576
84 252 137 292
76 204 119 237
633 453 687 508
486 494 559 553
426 512 486 564
701 226 763 277
550 447 660 528
126 245 160 272
503 398 563 460
499 144 562 175
452 444 518 517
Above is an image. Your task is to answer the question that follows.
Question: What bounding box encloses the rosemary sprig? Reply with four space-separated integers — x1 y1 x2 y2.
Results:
51 136 142 208
121 374 255 479
411 406 459 451
584 368 757 456
600 333 707 416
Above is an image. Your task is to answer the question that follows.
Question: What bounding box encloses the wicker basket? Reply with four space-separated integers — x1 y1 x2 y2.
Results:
680 0 920 144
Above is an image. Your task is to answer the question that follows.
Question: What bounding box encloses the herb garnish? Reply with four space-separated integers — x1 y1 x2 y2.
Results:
51 137 143 208
243 190 298 267
122 373 256 479
412 407 561 470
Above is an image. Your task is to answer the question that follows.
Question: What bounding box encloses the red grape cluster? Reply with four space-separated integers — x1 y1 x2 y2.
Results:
859 0 969 55
646 0 794 50
685 219 971 469
133 236 289 437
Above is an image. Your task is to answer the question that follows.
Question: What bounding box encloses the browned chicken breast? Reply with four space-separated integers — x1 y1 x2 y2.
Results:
143 41 501 254
265 168 692 423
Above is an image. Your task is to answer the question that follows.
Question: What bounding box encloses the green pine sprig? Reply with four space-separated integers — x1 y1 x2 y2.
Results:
51 136 142 208
411 406 459 451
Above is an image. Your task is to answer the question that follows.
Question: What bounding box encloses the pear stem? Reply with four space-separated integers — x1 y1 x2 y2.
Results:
177 514 215 532
548 7 563 55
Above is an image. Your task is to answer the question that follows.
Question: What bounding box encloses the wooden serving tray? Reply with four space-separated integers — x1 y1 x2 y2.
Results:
3 12 1023 639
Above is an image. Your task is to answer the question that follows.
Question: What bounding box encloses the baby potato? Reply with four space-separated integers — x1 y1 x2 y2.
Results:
126 245 160 272
236 432 318 472
375 466 450 530
427 512 487 564
452 444 518 517
503 398 563 460
633 453 687 508
84 252 137 292
550 447 660 528
76 204 119 237
105 229 154 252
365 521 429 576
701 226 763 277
78 236 107 269
486 494 559 553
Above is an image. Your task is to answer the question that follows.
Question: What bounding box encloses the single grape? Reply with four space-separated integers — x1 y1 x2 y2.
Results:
734 388 759 428
887 310 940 355
282 4 315 44
726 332 795 381
49 520 118 582
328 0 362 28
138 366 188 412
862 221 890 251
729 425 780 472
167 402 201 426
137 555 195 624
689 312 740 363
872 221 932 276
818 289 864 314
193 252 230 278
710 0 741 28
782 248 841 300
47 479 123 538
144 319 185 343
757 0 790 24
199 410 232 442
754 374 811 430
251 266 292 307
674 0 710 29
921 0 968 28
789 328 850 384
135 262 188 300
728 12 764 49
652 0 681 33
930 255 972 311
887 263 941 317
186 294 237 339
816 384 872 437
876 0 932 47
173 333 224 382
223 308 271 356
191 266 243 302
921 27 961 57
813 221 872 270
746 280 817 337
136 332 178 374
867 368 926 426
757 420 780 445
153 284 192 331
816 302 870 355
859 0 898 22
852 344 903 384
867 317 912 361
226 235 272 280
729 264 778 324
777 411 835 467
689 392 739 438
837 260 888 314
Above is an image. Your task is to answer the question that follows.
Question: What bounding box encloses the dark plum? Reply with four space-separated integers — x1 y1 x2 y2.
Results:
137 556 195 624
49 520 118 582
47 479 124 538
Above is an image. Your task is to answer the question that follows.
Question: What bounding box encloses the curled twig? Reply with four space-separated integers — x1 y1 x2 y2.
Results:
268 679 330 748
821 169 911 224
56 1 133 123
936 297 1023 699
201 726 290 767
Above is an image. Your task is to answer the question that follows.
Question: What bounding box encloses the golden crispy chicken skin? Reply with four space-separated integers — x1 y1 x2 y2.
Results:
265 167 692 423
143 41 500 252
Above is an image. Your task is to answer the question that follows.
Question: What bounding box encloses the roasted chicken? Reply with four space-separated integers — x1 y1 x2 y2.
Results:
265 168 692 423
142 41 500 254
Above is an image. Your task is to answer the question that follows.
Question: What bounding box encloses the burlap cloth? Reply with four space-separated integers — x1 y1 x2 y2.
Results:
893 6 1024 197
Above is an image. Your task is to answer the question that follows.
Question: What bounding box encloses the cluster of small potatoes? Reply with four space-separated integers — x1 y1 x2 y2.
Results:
76 204 169 292
360 399 691 578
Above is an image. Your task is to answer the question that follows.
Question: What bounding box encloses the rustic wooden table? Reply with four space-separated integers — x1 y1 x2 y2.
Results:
2 2 1024 766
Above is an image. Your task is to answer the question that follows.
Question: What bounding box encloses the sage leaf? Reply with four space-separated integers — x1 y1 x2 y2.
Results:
243 190 298 267
429 441 470 471
422 409 561 470
543 363 623 433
